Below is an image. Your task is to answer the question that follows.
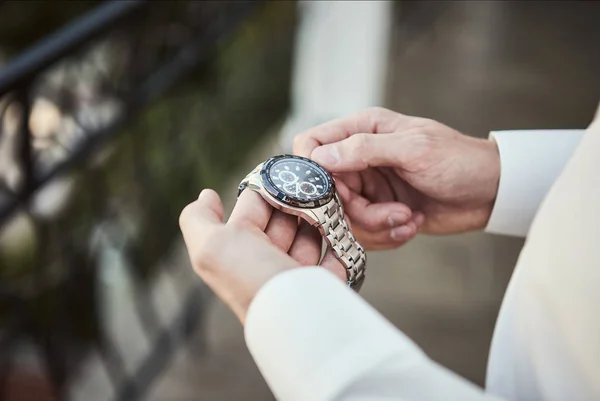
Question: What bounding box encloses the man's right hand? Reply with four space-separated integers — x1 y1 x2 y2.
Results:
293 107 501 250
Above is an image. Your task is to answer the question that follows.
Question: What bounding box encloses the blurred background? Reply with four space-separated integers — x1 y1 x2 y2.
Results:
0 1 598 400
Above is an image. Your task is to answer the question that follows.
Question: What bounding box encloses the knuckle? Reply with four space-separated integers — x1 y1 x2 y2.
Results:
411 117 437 128
348 133 370 154
364 106 392 117
414 128 437 152
349 134 377 167
363 107 394 126
364 107 399 133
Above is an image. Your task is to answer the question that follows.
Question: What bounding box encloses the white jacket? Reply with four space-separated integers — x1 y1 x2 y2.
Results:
244 106 599 401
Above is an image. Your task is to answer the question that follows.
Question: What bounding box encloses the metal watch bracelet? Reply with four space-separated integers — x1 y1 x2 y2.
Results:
315 193 366 291
238 164 366 291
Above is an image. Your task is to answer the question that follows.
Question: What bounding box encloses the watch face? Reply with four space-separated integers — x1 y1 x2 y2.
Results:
261 155 333 208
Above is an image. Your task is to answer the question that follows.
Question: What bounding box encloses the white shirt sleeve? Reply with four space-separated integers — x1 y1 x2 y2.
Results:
484 130 584 237
245 267 504 401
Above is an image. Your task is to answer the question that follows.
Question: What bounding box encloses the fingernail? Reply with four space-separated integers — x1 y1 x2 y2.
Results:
391 225 412 241
312 145 340 166
388 213 408 227
413 212 425 226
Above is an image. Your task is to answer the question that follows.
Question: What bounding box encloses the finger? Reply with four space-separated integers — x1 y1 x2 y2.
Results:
337 180 412 231
360 237 411 251
179 190 225 261
353 221 418 250
334 172 362 194
334 179 354 203
360 169 394 203
380 167 415 208
293 107 410 158
179 189 224 235
288 220 322 265
310 129 421 173
392 220 418 242
413 212 425 228
319 248 347 282
228 189 272 232
265 210 299 252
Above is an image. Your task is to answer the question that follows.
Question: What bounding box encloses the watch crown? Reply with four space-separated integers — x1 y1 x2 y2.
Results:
237 182 248 198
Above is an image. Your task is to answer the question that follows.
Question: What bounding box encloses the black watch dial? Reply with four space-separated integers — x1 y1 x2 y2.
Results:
261 155 333 207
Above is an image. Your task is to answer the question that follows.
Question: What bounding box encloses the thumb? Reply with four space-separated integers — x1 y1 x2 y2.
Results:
179 189 224 240
310 133 405 172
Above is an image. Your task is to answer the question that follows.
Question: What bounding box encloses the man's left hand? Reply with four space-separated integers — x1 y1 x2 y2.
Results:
179 188 345 324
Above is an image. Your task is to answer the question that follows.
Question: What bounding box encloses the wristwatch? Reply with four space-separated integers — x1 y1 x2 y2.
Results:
238 154 366 291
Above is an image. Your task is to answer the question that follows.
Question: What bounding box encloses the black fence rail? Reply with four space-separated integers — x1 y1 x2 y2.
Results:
0 1 264 400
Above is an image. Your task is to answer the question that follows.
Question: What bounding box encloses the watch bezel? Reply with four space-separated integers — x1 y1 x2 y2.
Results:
261 154 334 208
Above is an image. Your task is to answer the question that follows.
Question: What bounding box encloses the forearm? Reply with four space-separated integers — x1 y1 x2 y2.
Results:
245 268 503 401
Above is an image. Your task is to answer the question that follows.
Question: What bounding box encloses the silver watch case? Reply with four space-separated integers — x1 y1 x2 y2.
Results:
238 154 335 225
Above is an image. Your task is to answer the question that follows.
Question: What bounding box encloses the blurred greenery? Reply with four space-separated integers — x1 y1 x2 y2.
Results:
110 1 297 280
0 0 297 353
0 1 101 55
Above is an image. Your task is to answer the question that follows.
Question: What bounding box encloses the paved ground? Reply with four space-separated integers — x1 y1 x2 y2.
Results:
146 2 600 400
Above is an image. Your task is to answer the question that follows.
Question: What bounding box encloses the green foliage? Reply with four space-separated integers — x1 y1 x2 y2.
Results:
0 2 297 349
0 1 101 55
112 2 297 280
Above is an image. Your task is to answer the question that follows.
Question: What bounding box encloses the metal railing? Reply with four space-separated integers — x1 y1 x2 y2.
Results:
0 1 261 400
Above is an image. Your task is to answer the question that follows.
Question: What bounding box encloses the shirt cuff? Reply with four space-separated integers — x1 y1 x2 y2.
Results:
244 267 428 401
485 130 584 237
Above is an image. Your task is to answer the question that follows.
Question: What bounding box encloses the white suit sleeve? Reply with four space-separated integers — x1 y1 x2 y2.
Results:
485 117 600 399
245 268 504 401
485 130 584 237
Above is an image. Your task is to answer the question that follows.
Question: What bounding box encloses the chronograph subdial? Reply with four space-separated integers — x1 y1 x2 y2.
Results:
278 170 298 183
299 181 317 195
